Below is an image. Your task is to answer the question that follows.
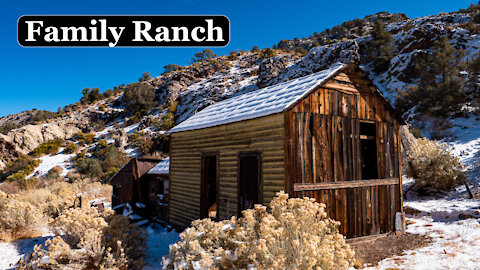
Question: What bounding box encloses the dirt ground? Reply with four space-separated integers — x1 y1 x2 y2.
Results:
348 233 430 268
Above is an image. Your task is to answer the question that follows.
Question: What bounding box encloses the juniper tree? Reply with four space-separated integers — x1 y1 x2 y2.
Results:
367 20 394 73
122 83 157 115
192 49 217 62
163 64 182 74
138 72 151 82
80 88 102 105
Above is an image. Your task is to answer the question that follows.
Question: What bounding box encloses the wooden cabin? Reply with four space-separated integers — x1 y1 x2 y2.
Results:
168 63 405 238
110 157 163 217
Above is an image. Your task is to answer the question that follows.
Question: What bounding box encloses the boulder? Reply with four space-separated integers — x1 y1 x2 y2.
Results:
257 56 293 88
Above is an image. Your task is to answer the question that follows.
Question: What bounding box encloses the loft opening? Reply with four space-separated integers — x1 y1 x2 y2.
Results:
360 121 378 179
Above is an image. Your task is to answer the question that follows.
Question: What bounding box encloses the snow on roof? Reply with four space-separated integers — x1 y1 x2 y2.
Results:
148 157 169 175
169 62 346 133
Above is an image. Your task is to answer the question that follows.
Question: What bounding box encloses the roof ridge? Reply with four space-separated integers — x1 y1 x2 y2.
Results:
169 62 346 133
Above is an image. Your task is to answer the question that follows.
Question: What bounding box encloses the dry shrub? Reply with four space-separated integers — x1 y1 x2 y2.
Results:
405 137 465 190
0 181 20 194
18 207 148 269
0 191 45 241
19 182 77 218
164 191 355 269
81 181 113 200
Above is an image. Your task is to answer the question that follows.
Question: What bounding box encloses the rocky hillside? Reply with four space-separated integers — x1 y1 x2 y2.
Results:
1 4 480 181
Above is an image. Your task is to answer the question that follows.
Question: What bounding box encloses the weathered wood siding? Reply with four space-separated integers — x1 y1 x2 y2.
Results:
286 72 403 238
170 113 285 228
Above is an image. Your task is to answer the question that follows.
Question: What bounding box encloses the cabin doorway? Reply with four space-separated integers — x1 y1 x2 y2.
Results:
201 153 218 220
238 152 262 215
360 122 378 179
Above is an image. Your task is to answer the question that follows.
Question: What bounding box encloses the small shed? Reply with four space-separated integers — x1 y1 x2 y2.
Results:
110 157 161 216
146 157 170 221
168 63 405 238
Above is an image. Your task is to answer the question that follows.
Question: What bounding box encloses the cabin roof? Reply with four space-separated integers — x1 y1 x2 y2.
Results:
148 157 169 175
109 157 162 185
170 62 346 133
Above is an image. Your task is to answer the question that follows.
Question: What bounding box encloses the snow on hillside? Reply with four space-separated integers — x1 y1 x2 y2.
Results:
28 150 76 178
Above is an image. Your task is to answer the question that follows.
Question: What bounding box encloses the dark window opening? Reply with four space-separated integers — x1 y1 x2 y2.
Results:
238 152 262 215
201 154 218 220
360 122 378 179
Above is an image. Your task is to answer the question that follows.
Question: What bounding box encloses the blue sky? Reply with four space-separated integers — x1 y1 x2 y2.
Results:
0 0 475 117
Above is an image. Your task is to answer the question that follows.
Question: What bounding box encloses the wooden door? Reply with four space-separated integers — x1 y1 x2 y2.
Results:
238 152 262 215
201 153 219 220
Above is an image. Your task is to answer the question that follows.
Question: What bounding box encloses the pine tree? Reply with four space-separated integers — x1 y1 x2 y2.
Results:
414 37 465 117
467 54 480 104
368 20 394 73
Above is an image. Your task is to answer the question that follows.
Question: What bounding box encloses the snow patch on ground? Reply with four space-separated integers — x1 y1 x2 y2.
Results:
28 152 76 178
143 224 180 270
0 235 52 270
364 198 480 270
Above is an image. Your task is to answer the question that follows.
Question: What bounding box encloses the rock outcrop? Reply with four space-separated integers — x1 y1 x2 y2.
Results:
0 120 83 166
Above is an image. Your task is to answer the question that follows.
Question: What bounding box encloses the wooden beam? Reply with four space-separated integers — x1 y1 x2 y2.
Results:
293 178 399 191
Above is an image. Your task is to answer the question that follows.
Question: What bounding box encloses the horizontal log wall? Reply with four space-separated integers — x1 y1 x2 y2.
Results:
170 113 285 228
286 73 402 237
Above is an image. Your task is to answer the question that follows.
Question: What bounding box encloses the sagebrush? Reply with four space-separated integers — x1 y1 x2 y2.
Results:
164 191 354 270
18 207 148 270
405 137 465 190
0 191 45 241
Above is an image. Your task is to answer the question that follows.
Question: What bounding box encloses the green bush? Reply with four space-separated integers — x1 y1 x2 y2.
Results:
75 158 103 179
122 83 158 115
2 155 40 182
28 110 55 123
192 49 217 63
73 132 96 146
163 64 183 74
80 88 103 105
261 48 276 58
74 140 127 180
295 46 309 56
0 121 20 135
46 166 63 180
227 51 238 60
138 71 152 82
63 142 79 154
30 139 62 157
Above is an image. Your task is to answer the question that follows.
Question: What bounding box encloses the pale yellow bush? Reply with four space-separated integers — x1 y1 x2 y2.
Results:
164 191 355 270
18 182 76 218
405 137 465 190
18 206 148 269
0 191 45 241
81 181 113 200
